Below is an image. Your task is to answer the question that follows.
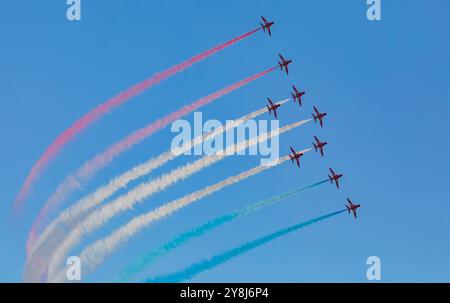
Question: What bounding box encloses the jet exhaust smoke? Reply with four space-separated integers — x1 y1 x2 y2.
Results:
27 67 276 253
29 121 308 282
119 179 328 281
145 209 346 282
26 100 288 267
14 27 261 212
47 150 312 282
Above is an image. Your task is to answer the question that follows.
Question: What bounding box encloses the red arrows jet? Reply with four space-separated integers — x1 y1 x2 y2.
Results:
328 168 343 189
291 85 306 106
345 198 361 219
312 106 327 128
278 54 292 75
313 135 327 156
289 147 304 168
266 98 281 119
260 16 274 37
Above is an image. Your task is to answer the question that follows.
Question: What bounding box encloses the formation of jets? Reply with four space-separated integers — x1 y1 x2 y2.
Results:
259 16 361 219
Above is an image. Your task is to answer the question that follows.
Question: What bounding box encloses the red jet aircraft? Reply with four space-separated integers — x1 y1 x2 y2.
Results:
328 168 343 189
291 85 306 106
312 106 327 128
266 98 281 119
345 198 361 219
260 16 274 37
278 54 292 75
313 135 327 156
289 147 304 168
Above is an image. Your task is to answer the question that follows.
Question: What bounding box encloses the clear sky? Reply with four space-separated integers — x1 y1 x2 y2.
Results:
1 1 449 282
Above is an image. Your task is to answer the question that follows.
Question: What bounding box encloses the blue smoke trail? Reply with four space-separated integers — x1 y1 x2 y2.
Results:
118 179 328 281
144 209 346 282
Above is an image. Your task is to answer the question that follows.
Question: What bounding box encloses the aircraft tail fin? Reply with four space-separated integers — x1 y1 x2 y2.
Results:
346 205 350 213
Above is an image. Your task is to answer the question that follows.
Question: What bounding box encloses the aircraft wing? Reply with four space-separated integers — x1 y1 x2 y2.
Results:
290 147 295 154
273 109 278 119
268 27 272 36
296 158 300 167
285 65 289 75
279 53 285 61
262 16 267 23
320 119 323 127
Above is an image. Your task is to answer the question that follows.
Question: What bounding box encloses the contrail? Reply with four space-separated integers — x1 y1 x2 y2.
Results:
145 209 346 282
119 179 328 281
13 27 261 211
28 67 277 252
26 100 289 262
44 123 311 282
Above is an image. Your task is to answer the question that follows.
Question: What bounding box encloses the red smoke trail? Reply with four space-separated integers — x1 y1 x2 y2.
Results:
26 66 276 253
14 27 261 212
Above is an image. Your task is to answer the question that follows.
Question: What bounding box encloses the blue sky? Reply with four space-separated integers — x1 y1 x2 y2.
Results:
1 0 449 282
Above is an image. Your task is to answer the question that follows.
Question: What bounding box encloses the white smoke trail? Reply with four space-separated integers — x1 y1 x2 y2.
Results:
23 101 284 282
26 100 288 268
51 149 311 282
23 101 289 282
46 119 310 281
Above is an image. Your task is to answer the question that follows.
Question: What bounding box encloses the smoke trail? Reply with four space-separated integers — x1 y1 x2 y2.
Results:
26 100 289 263
145 209 346 282
14 27 261 211
46 129 309 282
25 117 296 282
48 150 311 282
44 124 310 282
28 67 276 251
119 179 328 281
